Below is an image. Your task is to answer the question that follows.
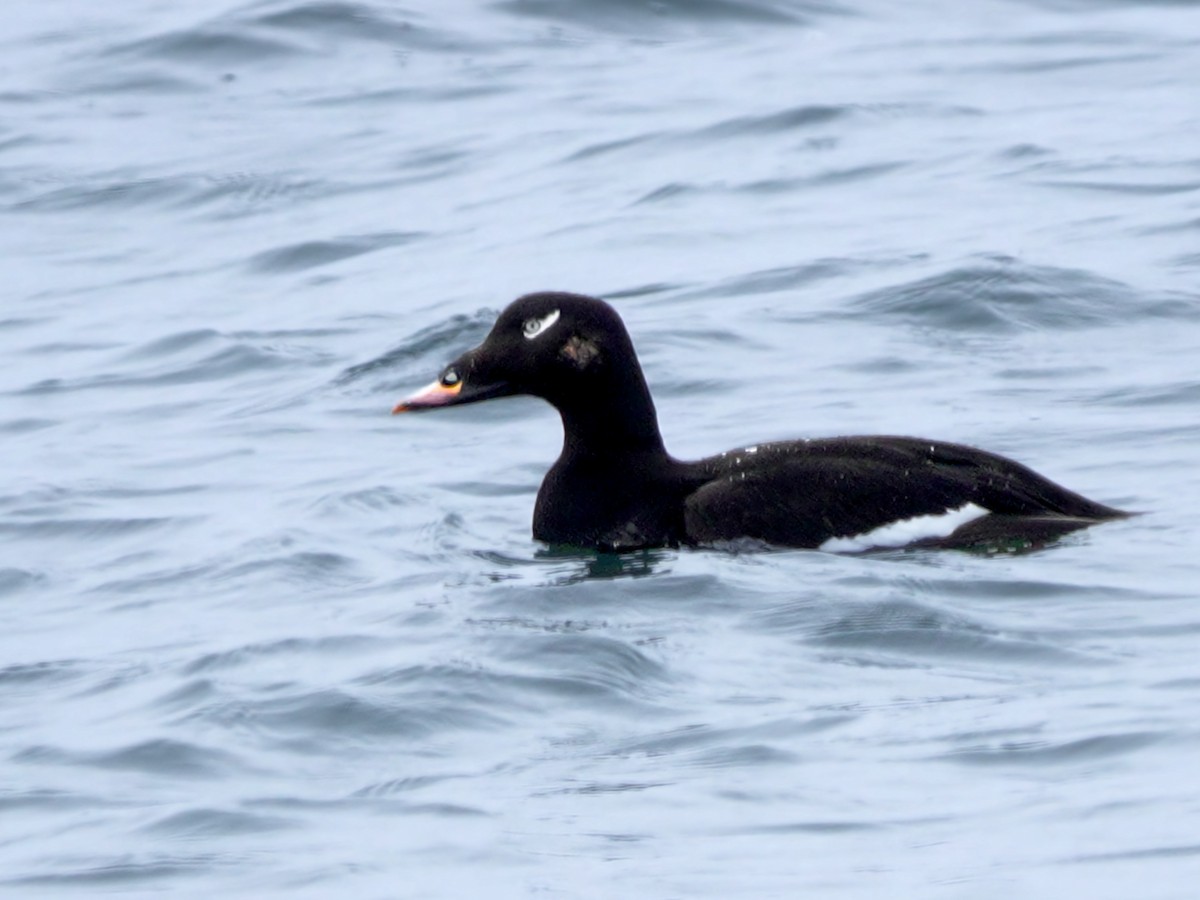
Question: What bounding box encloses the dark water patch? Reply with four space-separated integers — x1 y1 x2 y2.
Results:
633 181 698 205
0 788 114 812
443 478 537 498
733 819 880 834
230 687 509 746
807 598 1097 665
469 613 609 635
4 855 215 887
562 133 664 163
996 363 1106 380
496 0 815 32
0 658 87 687
603 281 685 300
839 354 921 375
687 102 976 145
184 635 387 675
1001 27 1149 47
690 744 798 767
1 482 79 513
104 27 303 66
537 779 669 796
1090 380 1200 408
0 133 54 154
1066 843 1200 865
846 256 1192 333
635 165 905 205
307 83 514 107
72 663 155 698
0 91 46 107
490 633 672 703
1024 0 1200 8
141 807 296 837
124 328 221 359
1142 215 1200 235
234 326 357 341
1081 620 1200 640
89 563 217 597
1153 677 1200 690
12 175 201 213
22 339 124 355
17 344 304 395
14 738 247 779
357 663 523 694
11 166 341 221
471 546 669 585
353 773 459 796
218 551 361 588
748 596 833 633
76 71 204 96
968 52 1161 74
916 576 1148 604
370 800 489 817
479 547 688 586
0 517 178 541
312 485 413 514
693 104 848 140
859 101 982 119
999 143 1055 159
1039 178 1200 196
336 309 495 386
609 716 847 763
740 161 908 193
180 172 332 216
396 143 473 174
676 256 883 301
121 332 335 381
246 231 424 274
252 2 479 52
156 678 219 712
0 316 46 330
248 793 488 818
651 375 737 400
944 731 1163 766
0 567 45 596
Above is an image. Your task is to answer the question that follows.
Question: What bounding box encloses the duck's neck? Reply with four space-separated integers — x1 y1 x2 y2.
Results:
554 367 667 464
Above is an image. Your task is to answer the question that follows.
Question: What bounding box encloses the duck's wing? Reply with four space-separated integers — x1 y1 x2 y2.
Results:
681 436 1124 550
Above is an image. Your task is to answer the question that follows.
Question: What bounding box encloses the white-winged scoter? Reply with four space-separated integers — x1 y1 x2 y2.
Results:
394 292 1128 552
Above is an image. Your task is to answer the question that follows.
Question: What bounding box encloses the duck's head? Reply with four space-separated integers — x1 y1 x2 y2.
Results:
393 292 638 414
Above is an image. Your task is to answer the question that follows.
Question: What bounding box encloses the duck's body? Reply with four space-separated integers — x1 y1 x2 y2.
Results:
394 292 1128 553
535 436 1123 552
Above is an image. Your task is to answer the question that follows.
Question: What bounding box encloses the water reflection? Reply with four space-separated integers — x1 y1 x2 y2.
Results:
536 545 674 583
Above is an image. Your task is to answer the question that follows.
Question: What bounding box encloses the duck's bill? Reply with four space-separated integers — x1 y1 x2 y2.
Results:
391 378 512 413
391 379 463 413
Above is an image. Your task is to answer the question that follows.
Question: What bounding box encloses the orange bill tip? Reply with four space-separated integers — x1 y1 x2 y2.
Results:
391 379 463 414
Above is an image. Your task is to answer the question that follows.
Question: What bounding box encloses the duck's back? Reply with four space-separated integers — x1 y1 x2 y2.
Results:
681 436 1127 551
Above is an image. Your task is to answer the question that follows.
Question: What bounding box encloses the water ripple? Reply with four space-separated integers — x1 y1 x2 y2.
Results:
945 731 1164 766
845 256 1197 332
336 309 495 386
15 738 248 779
496 0 815 31
140 807 297 837
252 2 481 52
104 28 302 66
246 231 426 274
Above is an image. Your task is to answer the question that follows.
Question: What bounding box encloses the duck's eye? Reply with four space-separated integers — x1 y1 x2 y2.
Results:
522 309 561 340
439 366 460 387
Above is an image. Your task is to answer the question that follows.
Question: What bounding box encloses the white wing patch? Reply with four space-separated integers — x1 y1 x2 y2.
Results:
819 503 988 553
522 309 560 340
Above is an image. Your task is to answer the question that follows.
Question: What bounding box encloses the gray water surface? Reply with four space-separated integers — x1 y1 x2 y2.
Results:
3 1 1199 897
